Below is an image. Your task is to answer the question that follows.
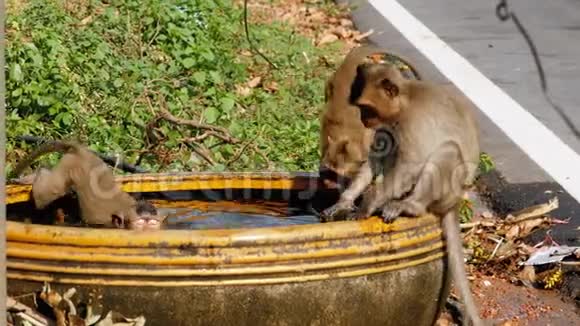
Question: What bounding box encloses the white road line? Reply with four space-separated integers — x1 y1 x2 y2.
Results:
368 0 580 204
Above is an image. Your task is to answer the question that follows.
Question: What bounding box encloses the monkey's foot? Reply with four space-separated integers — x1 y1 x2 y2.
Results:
381 203 404 223
320 202 356 222
345 210 371 221
382 200 427 223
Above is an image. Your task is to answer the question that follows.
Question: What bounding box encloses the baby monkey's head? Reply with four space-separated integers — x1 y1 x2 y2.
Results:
350 63 407 129
319 129 374 189
113 200 167 231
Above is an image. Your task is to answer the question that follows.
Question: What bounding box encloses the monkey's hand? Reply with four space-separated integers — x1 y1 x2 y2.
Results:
320 201 357 222
380 202 405 223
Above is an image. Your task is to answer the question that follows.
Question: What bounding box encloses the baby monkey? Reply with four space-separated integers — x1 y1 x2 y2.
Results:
319 45 382 189
12 140 165 230
122 199 168 231
321 62 483 326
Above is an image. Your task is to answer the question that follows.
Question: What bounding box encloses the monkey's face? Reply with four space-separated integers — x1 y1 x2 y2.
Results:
351 64 403 128
127 214 166 231
320 135 369 189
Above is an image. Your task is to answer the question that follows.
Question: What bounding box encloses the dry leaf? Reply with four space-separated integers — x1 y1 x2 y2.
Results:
317 33 339 45
239 50 253 57
505 197 559 223
308 10 326 23
235 85 252 97
247 76 262 88
79 15 94 26
518 265 537 287
332 26 351 39
264 81 279 92
505 224 521 241
340 18 353 27
354 29 374 41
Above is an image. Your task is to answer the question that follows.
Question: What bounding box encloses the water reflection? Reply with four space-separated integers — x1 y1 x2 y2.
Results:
156 200 320 230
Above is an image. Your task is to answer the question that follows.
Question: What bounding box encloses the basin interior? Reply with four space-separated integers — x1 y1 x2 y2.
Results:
6 183 340 230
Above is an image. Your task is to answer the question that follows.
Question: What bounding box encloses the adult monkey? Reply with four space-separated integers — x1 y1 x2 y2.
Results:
321 62 484 326
11 140 166 229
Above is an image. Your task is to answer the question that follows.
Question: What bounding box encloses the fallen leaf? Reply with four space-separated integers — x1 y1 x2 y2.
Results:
235 85 252 97
354 29 374 41
76 15 94 27
307 10 326 23
240 50 253 57
482 211 493 219
340 18 353 27
505 197 559 223
505 224 521 241
332 26 351 39
317 33 339 46
247 76 262 88
518 265 537 287
264 81 279 92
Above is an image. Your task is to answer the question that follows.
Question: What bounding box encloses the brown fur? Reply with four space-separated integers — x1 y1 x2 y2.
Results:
319 46 422 189
322 63 484 326
319 45 385 187
12 140 155 228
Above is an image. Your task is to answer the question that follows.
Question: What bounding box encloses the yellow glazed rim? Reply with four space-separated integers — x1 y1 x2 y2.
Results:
6 172 444 287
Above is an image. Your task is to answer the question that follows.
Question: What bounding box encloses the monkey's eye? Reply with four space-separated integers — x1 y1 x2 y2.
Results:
134 219 146 225
147 219 160 225
359 105 378 121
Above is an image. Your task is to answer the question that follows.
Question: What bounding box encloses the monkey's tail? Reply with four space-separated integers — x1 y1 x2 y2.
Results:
443 210 484 326
11 140 81 178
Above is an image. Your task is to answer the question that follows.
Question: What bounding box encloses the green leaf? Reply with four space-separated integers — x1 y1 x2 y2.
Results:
193 71 206 84
61 112 73 126
113 78 124 88
203 107 219 123
10 64 23 82
201 51 215 62
229 121 242 136
209 71 222 84
182 57 196 68
220 97 235 113
11 88 22 97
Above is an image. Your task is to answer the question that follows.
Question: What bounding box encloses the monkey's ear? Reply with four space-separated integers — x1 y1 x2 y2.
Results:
380 78 399 98
327 135 335 145
112 214 124 229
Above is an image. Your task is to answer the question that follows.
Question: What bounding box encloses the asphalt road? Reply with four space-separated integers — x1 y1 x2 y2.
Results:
339 0 580 245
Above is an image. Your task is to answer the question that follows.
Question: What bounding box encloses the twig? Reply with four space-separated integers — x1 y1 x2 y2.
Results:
189 144 216 166
15 135 148 173
243 0 278 69
487 237 504 262
158 107 235 141
226 133 259 166
460 220 496 230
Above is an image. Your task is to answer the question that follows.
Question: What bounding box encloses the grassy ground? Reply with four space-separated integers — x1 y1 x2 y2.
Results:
5 0 357 174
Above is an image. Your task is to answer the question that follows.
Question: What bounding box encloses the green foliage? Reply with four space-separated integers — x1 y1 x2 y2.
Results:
6 0 336 174
458 198 474 223
478 152 495 175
